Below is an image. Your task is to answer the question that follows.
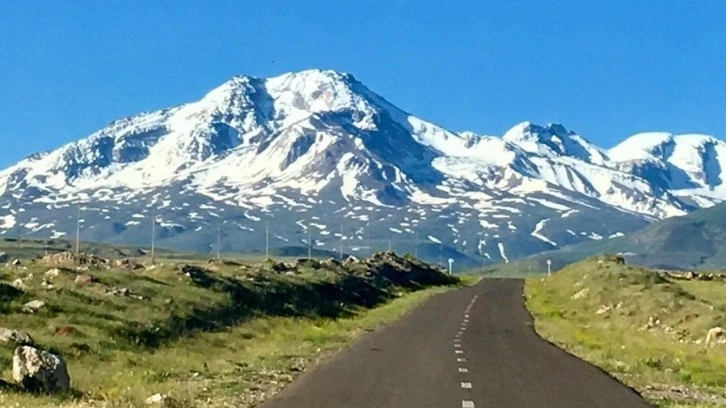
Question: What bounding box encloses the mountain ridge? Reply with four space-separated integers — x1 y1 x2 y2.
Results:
0 68 724 266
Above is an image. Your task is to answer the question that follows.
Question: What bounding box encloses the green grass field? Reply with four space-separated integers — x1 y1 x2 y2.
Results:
0 251 467 407
525 255 726 407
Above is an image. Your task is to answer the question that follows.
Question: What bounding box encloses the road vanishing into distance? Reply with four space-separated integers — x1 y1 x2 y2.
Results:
262 279 653 408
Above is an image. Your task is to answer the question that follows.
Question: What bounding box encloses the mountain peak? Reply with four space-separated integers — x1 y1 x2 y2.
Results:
501 121 606 164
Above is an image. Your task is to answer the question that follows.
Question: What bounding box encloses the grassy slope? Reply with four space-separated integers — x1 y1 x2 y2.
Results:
0 253 466 407
525 256 726 407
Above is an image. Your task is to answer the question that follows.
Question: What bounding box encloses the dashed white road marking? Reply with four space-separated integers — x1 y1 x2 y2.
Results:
462 401 475 408
458 367 469 373
454 344 461 348
461 382 472 389
455 350 464 354
457 357 466 362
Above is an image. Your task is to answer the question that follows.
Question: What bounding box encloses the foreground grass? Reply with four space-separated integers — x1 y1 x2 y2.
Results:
0 253 461 407
525 256 726 407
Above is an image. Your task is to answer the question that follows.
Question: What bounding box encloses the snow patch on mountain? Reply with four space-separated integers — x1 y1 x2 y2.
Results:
497 243 509 263
531 219 557 247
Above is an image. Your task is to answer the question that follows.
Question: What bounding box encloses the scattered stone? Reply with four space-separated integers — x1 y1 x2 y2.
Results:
21 300 46 314
145 393 171 405
40 280 54 290
0 251 7 263
74 274 96 285
113 258 144 270
345 255 360 264
11 259 21 266
0 328 35 347
42 251 108 266
323 258 342 268
12 345 70 394
105 286 130 297
646 315 661 329
595 304 612 315
705 327 725 347
685 271 697 280
44 268 63 279
11 278 28 290
571 288 589 300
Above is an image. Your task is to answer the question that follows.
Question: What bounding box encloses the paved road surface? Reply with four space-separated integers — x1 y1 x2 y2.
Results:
261 279 653 408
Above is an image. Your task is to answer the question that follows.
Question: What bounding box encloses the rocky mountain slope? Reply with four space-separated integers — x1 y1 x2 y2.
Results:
1 69 725 267
506 201 726 272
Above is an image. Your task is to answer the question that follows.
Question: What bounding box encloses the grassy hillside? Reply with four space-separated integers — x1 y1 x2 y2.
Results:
525 255 726 407
0 251 463 407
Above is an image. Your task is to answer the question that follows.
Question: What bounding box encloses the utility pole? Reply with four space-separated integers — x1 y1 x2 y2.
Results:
75 203 81 256
307 220 312 260
216 225 221 261
150 208 156 265
265 221 270 260
339 225 343 260
388 237 392 252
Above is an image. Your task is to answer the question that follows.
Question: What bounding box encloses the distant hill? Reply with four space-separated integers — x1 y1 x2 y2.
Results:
489 201 726 273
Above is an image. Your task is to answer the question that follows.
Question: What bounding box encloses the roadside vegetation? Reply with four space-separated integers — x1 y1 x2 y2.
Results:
0 249 465 407
525 255 726 407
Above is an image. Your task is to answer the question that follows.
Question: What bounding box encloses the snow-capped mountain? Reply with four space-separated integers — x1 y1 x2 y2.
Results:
1 69 724 267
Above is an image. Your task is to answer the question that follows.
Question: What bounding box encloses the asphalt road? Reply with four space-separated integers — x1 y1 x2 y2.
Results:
261 279 653 408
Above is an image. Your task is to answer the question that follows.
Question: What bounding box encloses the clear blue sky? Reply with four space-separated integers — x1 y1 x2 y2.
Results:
1 1 725 169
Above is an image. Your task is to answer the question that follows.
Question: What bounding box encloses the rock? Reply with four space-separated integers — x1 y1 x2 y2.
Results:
646 315 660 329
44 268 63 279
21 300 46 314
106 287 130 297
345 255 360 264
145 393 171 405
54 326 74 336
11 278 27 290
595 304 612 315
74 274 96 285
0 251 7 262
685 271 697 280
11 259 21 266
0 328 35 347
12 345 70 394
571 288 589 300
113 258 144 270
323 258 342 268
705 327 726 347
42 251 108 266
